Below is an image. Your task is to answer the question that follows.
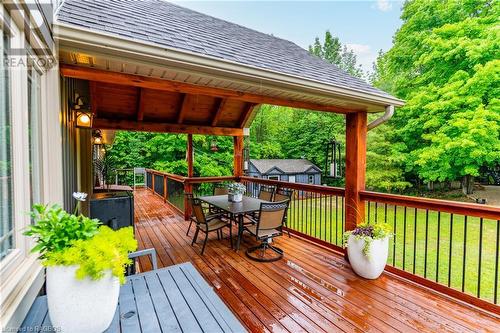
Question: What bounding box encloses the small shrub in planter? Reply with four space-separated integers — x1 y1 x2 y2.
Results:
24 203 137 333
343 223 393 279
227 182 246 202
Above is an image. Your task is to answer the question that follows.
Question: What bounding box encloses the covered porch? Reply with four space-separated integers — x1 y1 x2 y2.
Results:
133 188 498 332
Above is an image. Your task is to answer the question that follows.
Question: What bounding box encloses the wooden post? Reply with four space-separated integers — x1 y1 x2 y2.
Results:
233 136 244 179
163 175 168 202
184 134 194 220
344 112 367 231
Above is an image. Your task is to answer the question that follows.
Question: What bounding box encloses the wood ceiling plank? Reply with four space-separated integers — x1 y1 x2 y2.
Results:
61 64 362 114
93 118 243 136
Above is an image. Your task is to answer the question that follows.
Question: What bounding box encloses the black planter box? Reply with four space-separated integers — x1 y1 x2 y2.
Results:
89 191 134 230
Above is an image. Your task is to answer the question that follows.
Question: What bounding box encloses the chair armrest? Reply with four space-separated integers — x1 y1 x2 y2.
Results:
128 248 158 270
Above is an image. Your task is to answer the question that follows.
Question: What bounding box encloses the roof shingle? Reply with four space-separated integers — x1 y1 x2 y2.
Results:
56 0 394 99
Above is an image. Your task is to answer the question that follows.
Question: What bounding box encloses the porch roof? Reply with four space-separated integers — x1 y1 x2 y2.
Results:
55 1 404 136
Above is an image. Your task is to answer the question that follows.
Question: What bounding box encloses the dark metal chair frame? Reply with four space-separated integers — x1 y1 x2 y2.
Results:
190 198 233 255
243 200 289 262
273 188 294 238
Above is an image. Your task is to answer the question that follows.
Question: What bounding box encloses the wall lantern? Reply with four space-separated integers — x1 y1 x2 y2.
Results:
324 138 343 179
210 138 219 152
92 130 103 145
73 93 92 128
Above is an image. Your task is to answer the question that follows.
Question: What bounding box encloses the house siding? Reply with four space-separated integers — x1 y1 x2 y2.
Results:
247 161 322 185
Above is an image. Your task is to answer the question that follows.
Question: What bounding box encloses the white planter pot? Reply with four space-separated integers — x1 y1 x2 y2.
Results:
46 265 120 333
228 193 243 202
347 235 389 279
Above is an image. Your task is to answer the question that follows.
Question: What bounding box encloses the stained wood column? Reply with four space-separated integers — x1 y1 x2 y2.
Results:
184 134 194 220
233 136 244 179
345 111 367 231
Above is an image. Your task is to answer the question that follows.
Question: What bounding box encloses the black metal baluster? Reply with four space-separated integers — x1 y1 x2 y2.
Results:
448 214 454 287
495 220 499 304
329 195 333 244
335 195 339 245
477 218 483 298
341 196 344 239
384 203 388 224
413 208 417 274
375 202 378 224
393 205 397 266
462 216 468 292
367 201 371 224
424 209 429 278
403 206 407 270
436 212 441 283
319 194 323 240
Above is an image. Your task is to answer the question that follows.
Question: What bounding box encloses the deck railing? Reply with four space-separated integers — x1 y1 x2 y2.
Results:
144 169 500 313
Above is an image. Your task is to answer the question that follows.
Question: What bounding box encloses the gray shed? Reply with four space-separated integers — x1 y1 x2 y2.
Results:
247 159 322 185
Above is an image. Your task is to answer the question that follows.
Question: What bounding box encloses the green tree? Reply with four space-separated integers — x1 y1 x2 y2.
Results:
372 0 500 193
309 30 364 78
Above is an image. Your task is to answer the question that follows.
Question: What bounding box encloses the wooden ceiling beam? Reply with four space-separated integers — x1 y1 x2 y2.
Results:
136 88 145 121
89 81 98 117
176 93 189 124
93 118 243 136
239 102 257 128
211 98 226 127
61 64 362 114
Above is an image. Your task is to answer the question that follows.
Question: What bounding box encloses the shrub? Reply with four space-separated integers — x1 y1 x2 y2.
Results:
24 204 100 258
343 223 393 259
44 226 138 284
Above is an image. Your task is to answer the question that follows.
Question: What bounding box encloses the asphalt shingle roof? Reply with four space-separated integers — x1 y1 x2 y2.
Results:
250 159 321 174
57 0 395 99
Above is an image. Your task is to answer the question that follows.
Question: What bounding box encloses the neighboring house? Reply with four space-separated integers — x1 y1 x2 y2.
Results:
248 159 322 185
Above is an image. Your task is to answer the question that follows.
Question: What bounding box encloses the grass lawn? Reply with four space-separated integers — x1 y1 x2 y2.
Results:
287 196 499 304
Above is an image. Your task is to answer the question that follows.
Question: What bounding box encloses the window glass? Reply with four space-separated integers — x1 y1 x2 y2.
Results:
0 29 14 260
308 175 315 184
28 64 42 207
268 175 280 181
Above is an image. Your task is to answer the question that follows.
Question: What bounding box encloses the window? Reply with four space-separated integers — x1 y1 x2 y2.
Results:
28 63 42 207
0 28 13 260
268 175 280 181
308 175 315 184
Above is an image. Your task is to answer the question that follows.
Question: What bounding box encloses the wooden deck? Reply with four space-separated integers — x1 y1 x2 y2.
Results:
134 189 499 333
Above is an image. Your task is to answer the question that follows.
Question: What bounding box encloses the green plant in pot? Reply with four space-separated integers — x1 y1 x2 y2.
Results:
343 223 392 279
24 202 137 333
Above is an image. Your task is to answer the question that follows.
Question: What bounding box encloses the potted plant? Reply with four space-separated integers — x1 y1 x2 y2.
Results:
343 223 392 279
24 203 137 333
227 182 246 202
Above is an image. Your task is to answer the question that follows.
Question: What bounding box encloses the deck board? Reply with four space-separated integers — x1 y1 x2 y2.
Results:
134 189 500 333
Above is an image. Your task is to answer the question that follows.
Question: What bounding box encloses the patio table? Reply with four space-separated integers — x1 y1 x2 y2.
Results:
19 262 246 333
199 195 267 251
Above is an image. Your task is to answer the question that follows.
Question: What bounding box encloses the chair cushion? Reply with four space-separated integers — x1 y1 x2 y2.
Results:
245 225 281 238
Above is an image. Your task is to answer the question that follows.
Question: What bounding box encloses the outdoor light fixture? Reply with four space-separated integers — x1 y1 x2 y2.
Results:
73 92 93 128
324 138 343 179
92 130 103 145
210 138 218 152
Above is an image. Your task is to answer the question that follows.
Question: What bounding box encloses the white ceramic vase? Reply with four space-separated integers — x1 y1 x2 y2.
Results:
347 235 389 279
228 193 243 202
46 265 120 333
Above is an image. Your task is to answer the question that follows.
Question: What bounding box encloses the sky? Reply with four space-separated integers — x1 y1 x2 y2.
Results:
171 0 404 74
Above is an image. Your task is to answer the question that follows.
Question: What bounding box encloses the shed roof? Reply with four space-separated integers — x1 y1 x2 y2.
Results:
250 159 321 174
56 0 397 102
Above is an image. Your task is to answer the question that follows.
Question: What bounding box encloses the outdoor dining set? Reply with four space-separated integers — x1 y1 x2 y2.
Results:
185 184 293 262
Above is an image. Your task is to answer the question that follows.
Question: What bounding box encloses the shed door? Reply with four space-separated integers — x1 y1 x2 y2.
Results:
289 175 296 183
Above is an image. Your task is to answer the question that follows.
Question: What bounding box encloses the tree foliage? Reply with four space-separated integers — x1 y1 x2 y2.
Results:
372 0 500 187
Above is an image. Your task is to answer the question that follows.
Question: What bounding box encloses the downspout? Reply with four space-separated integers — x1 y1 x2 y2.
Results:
367 105 395 131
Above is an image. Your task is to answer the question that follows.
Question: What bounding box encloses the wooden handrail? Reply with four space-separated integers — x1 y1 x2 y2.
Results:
145 169 187 183
360 190 500 220
185 176 236 184
240 176 345 196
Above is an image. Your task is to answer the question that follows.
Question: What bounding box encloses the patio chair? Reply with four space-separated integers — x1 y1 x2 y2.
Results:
213 185 228 195
244 200 289 262
273 188 294 238
127 248 158 275
191 198 233 255
243 185 276 224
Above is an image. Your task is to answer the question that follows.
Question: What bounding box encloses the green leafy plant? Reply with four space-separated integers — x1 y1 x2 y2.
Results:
44 226 138 284
343 223 393 259
227 182 246 194
24 204 100 258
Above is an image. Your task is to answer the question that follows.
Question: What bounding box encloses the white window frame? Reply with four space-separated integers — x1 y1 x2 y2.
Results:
308 174 315 184
288 175 296 183
267 175 280 181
